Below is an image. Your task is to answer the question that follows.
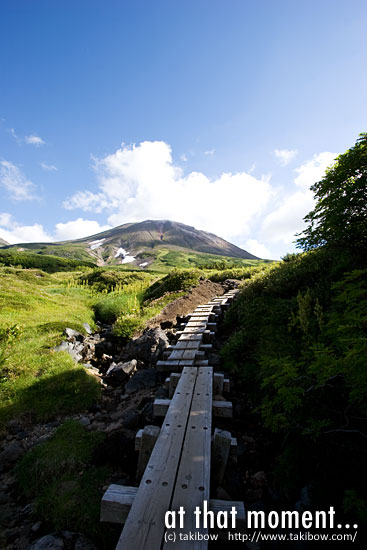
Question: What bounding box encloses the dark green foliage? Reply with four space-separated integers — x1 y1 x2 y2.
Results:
144 268 201 300
222 247 367 518
296 132 367 252
0 249 95 272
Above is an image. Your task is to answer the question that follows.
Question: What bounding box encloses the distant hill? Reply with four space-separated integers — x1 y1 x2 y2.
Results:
0 237 9 247
4 219 262 269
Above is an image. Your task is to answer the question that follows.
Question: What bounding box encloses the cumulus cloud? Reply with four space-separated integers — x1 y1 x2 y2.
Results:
25 134 45 146
54 218 111 241
0 213 52 244
261 152 336 246
0 161 37 200
63 141 273 242
243 239 272 259
273 148 298 166
294 152 336 189
0 214 110 244
40 162 57 172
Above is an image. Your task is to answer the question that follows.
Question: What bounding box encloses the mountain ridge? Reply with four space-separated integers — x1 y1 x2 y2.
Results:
4 219 261 268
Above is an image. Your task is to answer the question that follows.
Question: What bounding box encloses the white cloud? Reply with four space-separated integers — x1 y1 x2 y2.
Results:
261 152 337 246
0 213 52 244
204 149 215 157
0 161 37 200
180 154 188 162
54 218 111 241
273 148 298 166
25 134 45 146
243 239 272 259
0 214 111 244
294 152 336 189
63 140 273 242
40 162 57 172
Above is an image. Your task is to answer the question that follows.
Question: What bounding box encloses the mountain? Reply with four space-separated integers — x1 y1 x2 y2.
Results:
5 220 261 269
0 238 9 247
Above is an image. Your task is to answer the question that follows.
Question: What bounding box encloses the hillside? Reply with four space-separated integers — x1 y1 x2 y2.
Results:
4 219 261 269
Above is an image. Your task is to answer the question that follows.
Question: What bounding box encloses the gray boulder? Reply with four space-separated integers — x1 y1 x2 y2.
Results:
119 328 169 366
54 341 84 363
106 359 137 385
28 535 65 549
125 369 157 394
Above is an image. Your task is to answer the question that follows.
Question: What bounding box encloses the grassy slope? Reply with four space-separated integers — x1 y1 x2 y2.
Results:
0 268 100 428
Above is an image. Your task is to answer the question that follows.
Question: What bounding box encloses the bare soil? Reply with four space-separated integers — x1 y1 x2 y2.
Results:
147 280 225 327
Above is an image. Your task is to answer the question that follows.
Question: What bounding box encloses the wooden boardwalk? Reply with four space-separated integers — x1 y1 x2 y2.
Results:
101 290 244 549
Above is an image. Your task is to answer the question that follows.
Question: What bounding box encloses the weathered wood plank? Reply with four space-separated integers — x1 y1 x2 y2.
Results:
137 425 160 480
101 484 246 532
115 367 198 550
212 401 233 418
162 366 213 548
211 428 232 486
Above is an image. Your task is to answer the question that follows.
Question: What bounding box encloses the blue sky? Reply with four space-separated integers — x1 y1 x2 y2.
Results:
0 0 366 259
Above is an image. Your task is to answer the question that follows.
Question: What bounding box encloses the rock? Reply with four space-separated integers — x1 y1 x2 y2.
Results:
106 361 136 385
223 279 240 290
0 491 10 504
28 534 65 549
250 471 267 489
74 536 97 550
119 328 169 366
0 441 24 470
64 328 84 342
7 419 22 435
31 521 42 533
53 341 84 363
125 369 157 394
83 323 92 335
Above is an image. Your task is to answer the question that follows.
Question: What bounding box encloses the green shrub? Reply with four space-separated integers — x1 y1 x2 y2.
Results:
93 294 139 323
114 315 144 339
0 249 95 272
144 268 201 300
78 268 150 292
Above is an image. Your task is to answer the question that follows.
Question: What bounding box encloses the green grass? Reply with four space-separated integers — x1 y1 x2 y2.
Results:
0 248 95 272
0 267 101 429
16 420 115 548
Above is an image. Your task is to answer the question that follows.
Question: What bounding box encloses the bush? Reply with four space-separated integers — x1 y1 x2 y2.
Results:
144 268 201 300
0 249 95 272
113 315 143 339
93 294 139 323
78 269 149 292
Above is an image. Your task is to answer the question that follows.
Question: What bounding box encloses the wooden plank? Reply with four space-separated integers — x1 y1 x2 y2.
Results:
182 349 198 359
116 367 198 550
169 349 186 360
212 401 233 418
177 333 203 341
101 484 246 532
137 426 160 480
169 373 181 398
213 373 224 395
101 485 137 523
211 428 232 486
162 366 213 548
